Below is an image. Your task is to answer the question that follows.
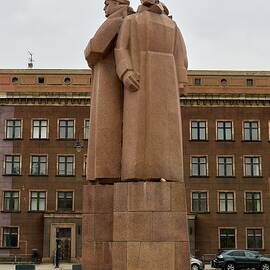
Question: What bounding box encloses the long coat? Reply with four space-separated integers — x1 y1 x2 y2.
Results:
115 10 188 181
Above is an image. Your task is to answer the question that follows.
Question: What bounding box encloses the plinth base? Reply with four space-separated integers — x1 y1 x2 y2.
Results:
82 182 190 270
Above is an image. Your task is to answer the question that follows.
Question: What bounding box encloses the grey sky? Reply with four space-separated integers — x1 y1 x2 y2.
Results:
0 0 269 70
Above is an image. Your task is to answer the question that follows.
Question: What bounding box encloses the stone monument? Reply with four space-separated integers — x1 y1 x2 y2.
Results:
82 0 190 269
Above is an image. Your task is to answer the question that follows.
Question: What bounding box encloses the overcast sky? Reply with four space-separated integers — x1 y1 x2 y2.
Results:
1 0 269 70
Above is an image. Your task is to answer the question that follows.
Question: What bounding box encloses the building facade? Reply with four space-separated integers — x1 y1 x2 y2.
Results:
0 69 270 262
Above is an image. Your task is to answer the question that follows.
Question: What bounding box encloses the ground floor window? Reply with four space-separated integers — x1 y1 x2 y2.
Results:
2 227 19 248
247 228 263 249
220 228 236 249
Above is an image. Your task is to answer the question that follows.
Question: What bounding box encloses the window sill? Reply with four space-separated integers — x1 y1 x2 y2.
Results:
3 138 23 141
56 210 75 213
244 211 264 214
216 176 236 179
28 210 46 213
190 176 209 178
2 174 21 177
190 211 210 214
28 174 48 177
56 175 75 177
29 138 50 141
189 140 209 142
0 247 20 249
216 140 235 142
56 138 76 141
243 176 263 179
217 211 237 214
241 140 261 142
1 211 21 213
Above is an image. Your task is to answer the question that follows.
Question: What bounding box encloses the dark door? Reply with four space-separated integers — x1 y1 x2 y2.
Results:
56 228 71 262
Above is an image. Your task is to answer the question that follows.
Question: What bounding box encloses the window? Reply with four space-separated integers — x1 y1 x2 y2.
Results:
38 77 45 84
247 228 263 249
217 156 234 177
218 192 235 212
57 155 74 176
247 79 254 87
217 121 233 141
84 119 90 140
57 191 73 212
11 77 19 84
64 77 71 84
221 79 228 86
2 227 19 248
4 155 21 175
219 228 236 249
245 192 262 213
58 120 75 139
191 121 207 141
191 192 208 213
243 121 260 141
30 191 46 211
6 120 22 139
191 156 207 177
32 120 48 139
194 78 201 86
3 191 20 212
31 155 48 176
83 155 87 176
244 156 261 177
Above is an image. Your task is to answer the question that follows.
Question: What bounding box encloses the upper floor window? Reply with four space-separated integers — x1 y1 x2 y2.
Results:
219 228 236 249
32 120 48 139
191 156 208 177
245 192 262 213
243 121 260 141
6 120 22 139
3 191 20 212
191 121 207 141
218 192 235 213
247 229 263 249
4 155 21 176
57 191 73 212
194 78 201 86
217 156 234 177
217 121 233 141
246 79 254 87
31 155 48 176
58 120 75 139
2 227 19 248
84 119 90 140
244 156 261 177
30 191 46 211
57 155 74 176
191 192 208 213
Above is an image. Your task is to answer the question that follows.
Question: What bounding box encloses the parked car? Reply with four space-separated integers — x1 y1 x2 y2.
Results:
211 249 270 270
191 256 205 270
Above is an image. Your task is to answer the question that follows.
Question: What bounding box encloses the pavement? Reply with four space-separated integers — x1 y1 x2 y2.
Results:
0 263 215 270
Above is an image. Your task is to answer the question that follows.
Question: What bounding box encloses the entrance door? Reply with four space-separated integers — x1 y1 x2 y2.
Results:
56 228 71 262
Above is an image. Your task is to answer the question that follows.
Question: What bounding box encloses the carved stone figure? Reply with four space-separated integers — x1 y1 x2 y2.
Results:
85 0 134 181
115 0 188 181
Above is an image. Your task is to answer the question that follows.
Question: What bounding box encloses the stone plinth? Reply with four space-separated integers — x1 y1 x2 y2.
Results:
82 182 190 270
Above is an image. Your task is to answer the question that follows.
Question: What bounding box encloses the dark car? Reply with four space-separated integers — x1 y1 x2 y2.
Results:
211 249 270 270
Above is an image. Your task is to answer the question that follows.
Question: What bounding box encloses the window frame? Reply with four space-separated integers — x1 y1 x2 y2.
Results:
1 226 20 248
190 120 208 141
217 191 236 213
56 154 75 176
246 227 264 250
30 154 48 176
2 190 20 212
56 190 74 212
244 191 263 213
216 120 234 141
243 155 262 177
242 120 261 141
191 190 209 213
218 227 237 250
84 119 90 140
3 154 22 176
216 155 235 177
31 119 49 139
57 119 76 140
29 190 47 212
190 155 208 177
5 119 23 140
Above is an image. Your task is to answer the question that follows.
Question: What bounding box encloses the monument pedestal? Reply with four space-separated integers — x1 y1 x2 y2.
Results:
82 182 190 270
